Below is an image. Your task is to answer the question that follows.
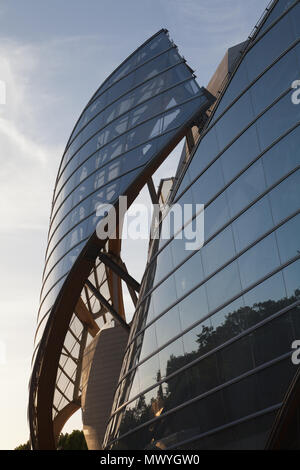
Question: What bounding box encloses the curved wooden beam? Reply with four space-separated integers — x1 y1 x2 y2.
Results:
53 399 81 445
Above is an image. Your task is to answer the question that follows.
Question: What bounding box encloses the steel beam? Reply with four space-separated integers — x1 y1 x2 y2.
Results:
98 252 141 293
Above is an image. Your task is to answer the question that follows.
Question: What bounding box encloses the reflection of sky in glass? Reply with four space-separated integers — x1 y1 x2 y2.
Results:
106 3 300 450
35 29 210 344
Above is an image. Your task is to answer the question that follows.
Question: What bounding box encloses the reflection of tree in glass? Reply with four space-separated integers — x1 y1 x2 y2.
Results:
112 288 300 449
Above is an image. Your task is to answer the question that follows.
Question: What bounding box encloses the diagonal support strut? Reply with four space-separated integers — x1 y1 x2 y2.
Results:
85 279 130 331
98 252 141 293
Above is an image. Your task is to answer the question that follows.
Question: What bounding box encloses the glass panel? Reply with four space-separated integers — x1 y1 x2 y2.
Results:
174 250 203 299
152 274 177 317
139 323 158 361
291 304 300 338
226 159 266 218
191 158 225 206
276 214 300 265
196 390 227 433
218 335 254 382
159 337 185 378
163 370 191 411
290 1 300 39
243 270 289 329
171 186 194 234
223 374 259 422
245 12 294 83
262 125 300 188
250 44 300 116
126 369 140 404
202 225 236 277
256 357 295 409
269 170 300 225
155 306 182 347
138 354 161 392
258 0 297 37
238 233 280 290
181 127 220 190
282 258 300 299
170 231 193 269
210 297 246 346
206 261 242 312
220 124 260 185
215 91 254 150
252 312 294 366
182 317 215 358
232 196 274 252
178 285 209 331
187 353 219 399
257 93 300 152
204 192 231 241
134 51 168 85
152 243 173 286
212 60 250 121
230 411 277 450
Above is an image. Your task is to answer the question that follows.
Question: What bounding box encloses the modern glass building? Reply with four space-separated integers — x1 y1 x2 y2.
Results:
29 0 300 450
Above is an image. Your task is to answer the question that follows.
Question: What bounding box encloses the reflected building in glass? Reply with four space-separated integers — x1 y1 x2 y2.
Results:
29 0 300 450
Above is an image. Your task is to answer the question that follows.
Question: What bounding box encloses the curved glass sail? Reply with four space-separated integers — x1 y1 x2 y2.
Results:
29 28 213 449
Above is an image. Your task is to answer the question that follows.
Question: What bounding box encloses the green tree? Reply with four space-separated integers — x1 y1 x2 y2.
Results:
14 441 31 450
57 430 87 450
15 430 87 450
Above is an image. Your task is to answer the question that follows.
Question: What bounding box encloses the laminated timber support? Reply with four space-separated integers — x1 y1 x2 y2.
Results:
73 328 88 401
147 177 159 206
30 244 101 450
107 237 126 321
121 260 139 307
53 399 81 445
185 127 196 154
104 251 139 307
74 297 100 337
85 279 130 331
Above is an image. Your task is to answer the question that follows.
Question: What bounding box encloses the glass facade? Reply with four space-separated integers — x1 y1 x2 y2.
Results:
35 30 210 349
29 29 212 448
104 0 300 450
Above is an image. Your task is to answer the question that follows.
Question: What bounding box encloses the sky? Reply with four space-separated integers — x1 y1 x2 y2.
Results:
0 0 270 450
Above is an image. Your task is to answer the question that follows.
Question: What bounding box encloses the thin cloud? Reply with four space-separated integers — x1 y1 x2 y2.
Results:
0 117 48 164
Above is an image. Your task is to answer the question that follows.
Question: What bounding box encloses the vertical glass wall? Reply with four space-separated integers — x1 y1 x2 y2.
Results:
104 0 300 450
